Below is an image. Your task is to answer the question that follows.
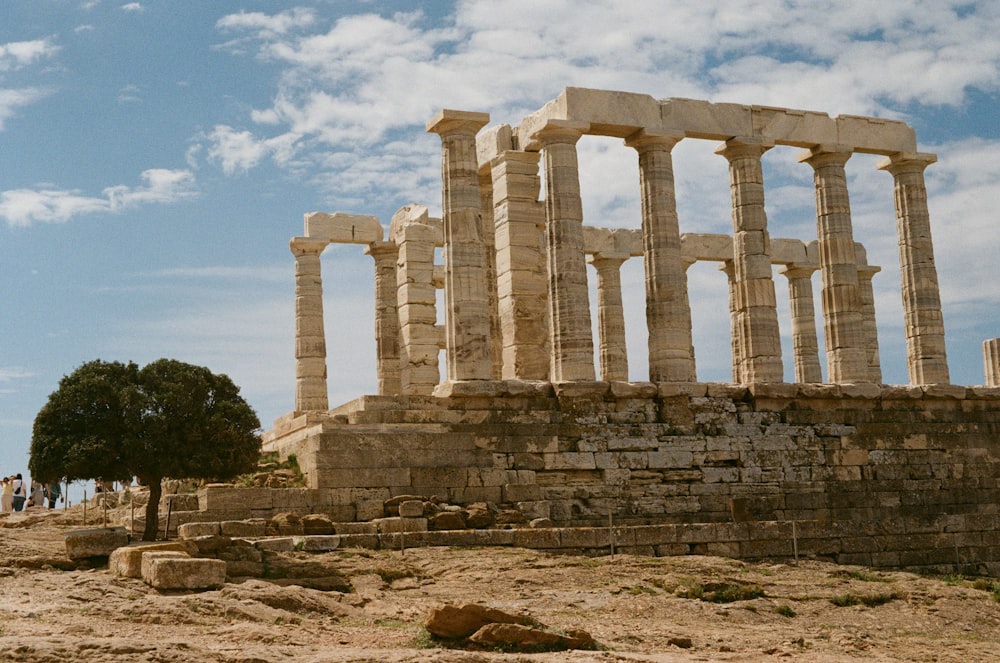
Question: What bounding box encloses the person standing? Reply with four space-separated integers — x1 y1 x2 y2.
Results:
1 477 12 513
46 481 62 509
11 474 26 512
28 481 45 509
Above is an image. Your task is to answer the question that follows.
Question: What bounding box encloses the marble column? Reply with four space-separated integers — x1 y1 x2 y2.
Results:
984 339 1000 387
587 253 629 382
716 138 783 383
778 265 823 383
491 150 550 380
625 130 695 382
395 218 441 395
719 260 742 383
478 167 503 380
427 110 492 382
534 122 595 382
856 263 883 383
878 152 950 384
800 147 869 383
290 237 329 411
365 241 401 396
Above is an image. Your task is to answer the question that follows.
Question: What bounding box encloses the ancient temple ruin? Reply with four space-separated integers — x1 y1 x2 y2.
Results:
264 88 1000 572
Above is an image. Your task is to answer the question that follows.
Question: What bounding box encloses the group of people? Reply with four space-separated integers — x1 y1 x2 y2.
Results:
0 474 62 512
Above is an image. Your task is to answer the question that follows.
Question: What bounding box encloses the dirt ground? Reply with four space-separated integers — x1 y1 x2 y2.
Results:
0 507 998 663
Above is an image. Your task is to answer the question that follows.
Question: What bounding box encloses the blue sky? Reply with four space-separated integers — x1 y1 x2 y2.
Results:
1 1 998 488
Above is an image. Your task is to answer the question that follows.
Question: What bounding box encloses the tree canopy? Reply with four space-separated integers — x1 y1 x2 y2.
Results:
30 358 261 540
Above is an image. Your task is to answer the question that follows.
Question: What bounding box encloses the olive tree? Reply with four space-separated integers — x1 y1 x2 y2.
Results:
30 358 261 540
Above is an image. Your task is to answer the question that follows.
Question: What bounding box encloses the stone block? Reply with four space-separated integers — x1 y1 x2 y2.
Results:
109 541 198 578
220 519 268 538
144 556 227 590
178 522 220 539
292 535 341 552
65 527 129 560
254 537 297 553
398 500 425 517
374 517 428 533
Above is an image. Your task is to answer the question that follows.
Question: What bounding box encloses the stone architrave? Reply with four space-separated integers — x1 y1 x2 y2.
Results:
625 130 696 383
393 208 442 395
533 121 595 382
984 338 1000 387
291 237 329 411
427 110 493 382
715 138 783 383
878 152 950 385
856 263 883 383
800 147 868 383
587 253 629 382
491 150 550 380
778 265 823 383
365 241 401 396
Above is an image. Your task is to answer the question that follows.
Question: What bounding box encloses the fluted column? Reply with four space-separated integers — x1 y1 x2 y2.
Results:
778 265 823 383
534 121 595 381
478 167 502 380
625 130 695 382
395 218 440 395
587 253 629 381
719 260 742 383
878 152 950 384
290 237 329 411
716 138 783 383
491 150 549 379
984 339 1000 387
427 110 492 381
365 241 401 396
856 263 883 383
800 147 868 383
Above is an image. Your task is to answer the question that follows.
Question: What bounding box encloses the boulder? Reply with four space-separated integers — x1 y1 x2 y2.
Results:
300 513 335 535
398 500 424 518
64 527 129 560
429 511 467 531
292 535 341 552
464 503 495 529
469 623 596 651
424 603 530 639
269 512 304 536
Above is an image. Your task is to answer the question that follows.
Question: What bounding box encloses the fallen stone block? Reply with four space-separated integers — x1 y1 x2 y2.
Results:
424 603 531 639
301 513 336 535
292 535 341 552
220 519 267 538
109 541 198 578
144 556 227 590
398 500 425 517
469 623 596 651
254 537 296 553
140 551 190 581
64 527 129 560
177 522 220 539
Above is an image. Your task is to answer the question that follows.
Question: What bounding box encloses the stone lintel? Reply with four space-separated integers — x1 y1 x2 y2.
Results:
305 212 383 244
426 109 490 135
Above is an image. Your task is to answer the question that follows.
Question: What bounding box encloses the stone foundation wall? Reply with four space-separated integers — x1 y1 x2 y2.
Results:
254 381 1000 570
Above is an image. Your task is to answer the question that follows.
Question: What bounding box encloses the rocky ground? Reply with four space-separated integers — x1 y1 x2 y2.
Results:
0 506 998 662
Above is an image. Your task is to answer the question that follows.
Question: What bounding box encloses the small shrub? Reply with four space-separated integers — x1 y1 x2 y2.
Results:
830 591 900 607
775 604 797 618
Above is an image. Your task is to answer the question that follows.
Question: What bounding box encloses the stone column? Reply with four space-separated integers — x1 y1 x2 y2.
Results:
395 218 441 395
290 237 329 411
491 150 549 380
800 147 869 383
716 138 783 383
427 110 493 382
719 260 742 383
365 241 401 396
478 167 503 380
878 152 950 384
777 265 823 383
587 253 629 382
625 130 695 382
984 339 1000 387
856 263 883 383
534 122 595 382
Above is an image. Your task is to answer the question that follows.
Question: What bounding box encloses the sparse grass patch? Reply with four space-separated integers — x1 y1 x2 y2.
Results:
775 604 797 618
627 584 657 595
830 591 901 608
837 569 895 583
676 581 764 603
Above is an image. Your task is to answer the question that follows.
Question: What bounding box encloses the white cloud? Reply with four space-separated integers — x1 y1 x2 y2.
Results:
203 125 301 174
0 39 60 72
0 87 51 131
216 8 316 37
0 168 197 227
120 3 143 13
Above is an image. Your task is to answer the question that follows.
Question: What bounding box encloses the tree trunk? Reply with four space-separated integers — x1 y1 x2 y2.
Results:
142 477 162 542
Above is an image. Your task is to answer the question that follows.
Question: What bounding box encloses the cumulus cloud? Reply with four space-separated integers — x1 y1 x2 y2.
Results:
0 87 51 131
120 3 143 13
203 125 301 174
0 168 198 227
0 38 60 71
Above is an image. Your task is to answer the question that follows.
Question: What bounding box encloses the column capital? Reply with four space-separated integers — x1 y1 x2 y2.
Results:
624 128 684 151
856 263 881 277
777 263 819 279
798 144 853 168
876 151 937 175
587 252 630 269
290 236 328 256
363 240 398 259
426 109 490 136
714 136 773 161
530 120 589 146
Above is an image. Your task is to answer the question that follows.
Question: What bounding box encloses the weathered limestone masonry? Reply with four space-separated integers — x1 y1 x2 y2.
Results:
263 88 1000 572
